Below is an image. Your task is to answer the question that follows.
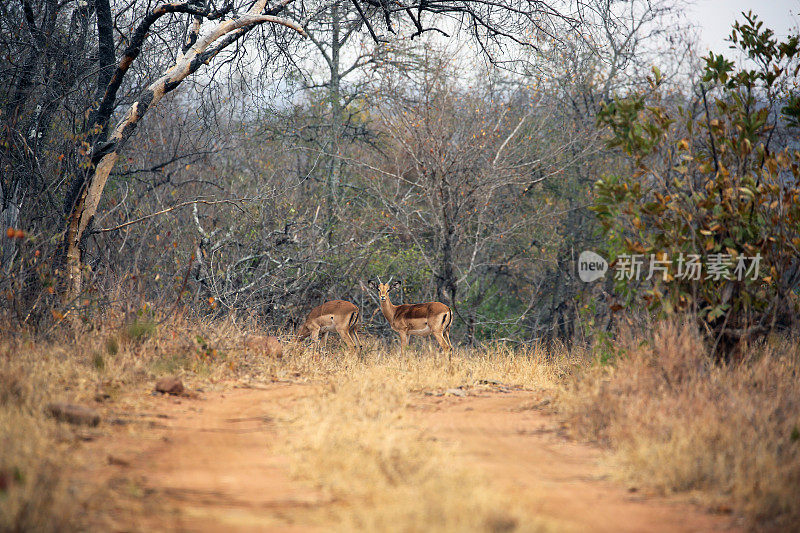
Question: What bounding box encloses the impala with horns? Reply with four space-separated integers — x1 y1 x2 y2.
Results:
368 279 452 353
296 300 361 351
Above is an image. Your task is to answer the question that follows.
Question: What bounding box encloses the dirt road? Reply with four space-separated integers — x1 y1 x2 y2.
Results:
416 391 737 532
82 383 738 532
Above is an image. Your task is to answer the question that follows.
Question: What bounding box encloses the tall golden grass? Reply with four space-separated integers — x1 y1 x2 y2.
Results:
559 321 800 529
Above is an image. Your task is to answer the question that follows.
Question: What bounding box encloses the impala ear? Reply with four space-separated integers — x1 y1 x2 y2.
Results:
367 279 378 290
390 279 402 289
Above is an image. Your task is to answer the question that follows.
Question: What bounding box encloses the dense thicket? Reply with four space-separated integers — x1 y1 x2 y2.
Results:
1 1 795 351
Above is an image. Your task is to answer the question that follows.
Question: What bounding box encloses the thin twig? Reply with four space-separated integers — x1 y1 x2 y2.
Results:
95 198 257 233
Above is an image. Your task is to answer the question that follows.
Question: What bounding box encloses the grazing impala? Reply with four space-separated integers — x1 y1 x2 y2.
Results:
297 300 361 350
368 280 452 353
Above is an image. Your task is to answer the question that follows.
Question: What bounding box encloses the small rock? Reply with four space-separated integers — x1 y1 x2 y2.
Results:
154 377 184 395
46 402 101 426
445 388 466 397
485 513 517 533
0 467 24 491
108 455 130 467
94 392 111 402
75 431 99 441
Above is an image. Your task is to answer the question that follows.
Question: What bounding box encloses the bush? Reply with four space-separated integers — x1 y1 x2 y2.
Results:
593 13 800 356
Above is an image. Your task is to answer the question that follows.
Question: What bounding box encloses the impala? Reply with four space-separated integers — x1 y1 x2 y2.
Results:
296 300 361 350
368 280 452 353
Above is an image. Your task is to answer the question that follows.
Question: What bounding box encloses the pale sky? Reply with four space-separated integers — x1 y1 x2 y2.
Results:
690 0 799 55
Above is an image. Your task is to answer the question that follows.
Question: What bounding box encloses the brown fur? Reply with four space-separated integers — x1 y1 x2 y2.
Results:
297 300 361 350
369 281 452 352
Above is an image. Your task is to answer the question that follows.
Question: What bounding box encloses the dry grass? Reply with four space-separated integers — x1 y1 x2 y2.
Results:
275 337 576 390
0 313 263 531
1 334 94 532
276 342 576 532
0 315 573 532
0 409 78 531
558 321 800 529
282 362 536 532
3 313 799 530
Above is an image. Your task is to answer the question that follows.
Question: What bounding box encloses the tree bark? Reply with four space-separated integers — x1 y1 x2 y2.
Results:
63 1 304 301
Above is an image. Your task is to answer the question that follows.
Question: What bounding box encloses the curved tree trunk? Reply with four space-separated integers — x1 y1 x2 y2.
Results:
63 1 304 302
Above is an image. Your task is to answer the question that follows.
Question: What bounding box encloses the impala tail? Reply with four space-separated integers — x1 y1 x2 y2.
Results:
442 308 452 330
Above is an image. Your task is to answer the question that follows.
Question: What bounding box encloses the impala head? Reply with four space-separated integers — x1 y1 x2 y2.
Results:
368 278 401 301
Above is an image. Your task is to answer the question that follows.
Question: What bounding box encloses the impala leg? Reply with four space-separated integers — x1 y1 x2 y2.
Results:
336 325 356 349
322 331 329 353
348 312 362 351
433 331 448 351
398 331 409 351
309 328 321 355
433 327 452 363
349 325 364 360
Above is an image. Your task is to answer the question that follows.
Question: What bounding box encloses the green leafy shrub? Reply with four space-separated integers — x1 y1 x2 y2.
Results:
592 13 800 356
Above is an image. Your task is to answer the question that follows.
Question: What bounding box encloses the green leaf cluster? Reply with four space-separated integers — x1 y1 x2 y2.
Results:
592 13 800 351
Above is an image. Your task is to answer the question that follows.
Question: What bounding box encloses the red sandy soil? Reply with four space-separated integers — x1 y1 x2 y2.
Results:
415 390 739 532
76 383 740 532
